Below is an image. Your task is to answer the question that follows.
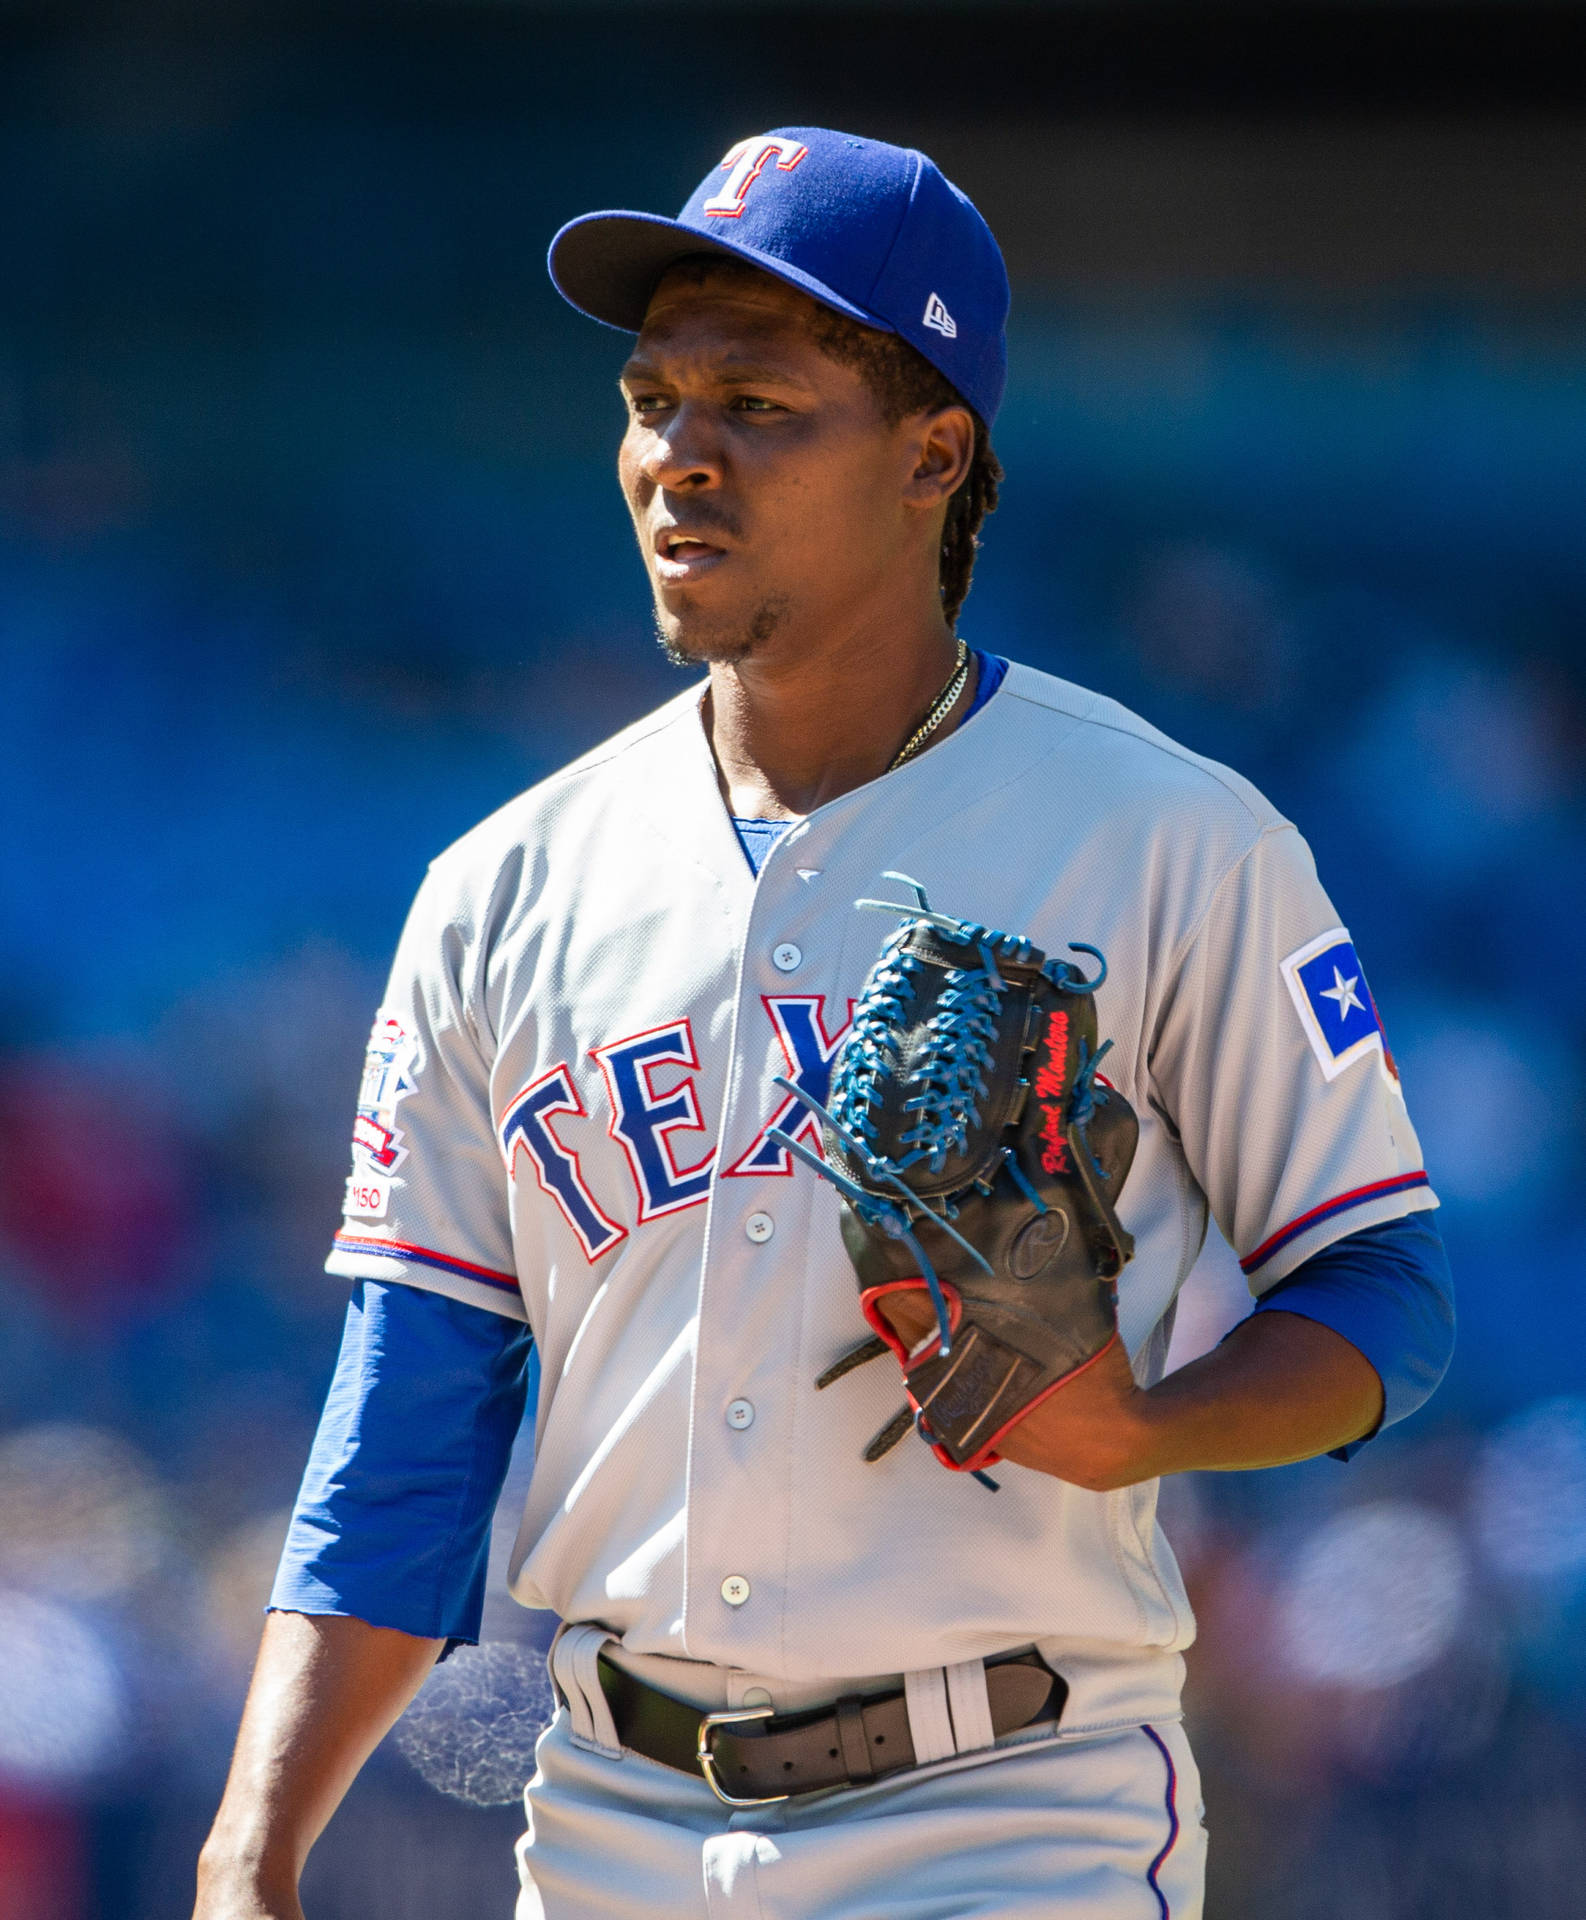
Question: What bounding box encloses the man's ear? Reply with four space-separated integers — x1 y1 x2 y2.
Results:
902 405 975 511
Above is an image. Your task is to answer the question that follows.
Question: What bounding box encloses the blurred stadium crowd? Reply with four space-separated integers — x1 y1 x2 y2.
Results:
2 7 1585 1918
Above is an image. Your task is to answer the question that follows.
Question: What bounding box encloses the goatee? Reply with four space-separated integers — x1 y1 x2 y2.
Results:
655 596 791 670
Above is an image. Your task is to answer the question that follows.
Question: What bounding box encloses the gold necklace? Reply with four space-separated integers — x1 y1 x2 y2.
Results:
887 638 971 772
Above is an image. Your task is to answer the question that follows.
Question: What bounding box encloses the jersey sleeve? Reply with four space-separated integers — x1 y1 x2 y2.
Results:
1252 1211 1454 1455
270 1278 534 1643
325 864 526 1320
1149 823 1437 1292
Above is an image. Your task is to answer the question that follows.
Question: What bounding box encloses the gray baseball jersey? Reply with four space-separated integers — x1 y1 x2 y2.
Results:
327 660 1434 1738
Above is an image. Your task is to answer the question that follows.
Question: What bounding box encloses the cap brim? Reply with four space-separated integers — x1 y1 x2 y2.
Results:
548 210 892 335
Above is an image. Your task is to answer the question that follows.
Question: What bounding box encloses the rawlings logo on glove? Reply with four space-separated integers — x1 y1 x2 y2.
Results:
770 874 1139 1485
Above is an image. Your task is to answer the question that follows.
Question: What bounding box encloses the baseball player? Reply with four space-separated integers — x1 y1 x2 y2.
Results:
194 130 1453 1920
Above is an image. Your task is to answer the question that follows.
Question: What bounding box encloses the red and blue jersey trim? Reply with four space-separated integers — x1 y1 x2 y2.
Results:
1240 1172 1431 1277
330 1232 520 1295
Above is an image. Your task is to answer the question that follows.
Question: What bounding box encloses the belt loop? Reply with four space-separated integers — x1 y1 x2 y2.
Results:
551 1624 623 1759
834 1695 875 1784
944 1658 996 1755
903 1666 957 1765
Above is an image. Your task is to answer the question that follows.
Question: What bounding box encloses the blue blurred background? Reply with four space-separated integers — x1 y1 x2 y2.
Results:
2 4 1585 1915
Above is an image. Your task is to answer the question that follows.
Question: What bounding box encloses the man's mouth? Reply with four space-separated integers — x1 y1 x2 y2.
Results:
654 527 729 582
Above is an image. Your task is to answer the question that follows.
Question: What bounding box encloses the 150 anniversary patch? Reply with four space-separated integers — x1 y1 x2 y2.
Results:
344 1010 418 1218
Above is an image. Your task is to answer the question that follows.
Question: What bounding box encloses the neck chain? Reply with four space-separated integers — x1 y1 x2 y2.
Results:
887 638 971 772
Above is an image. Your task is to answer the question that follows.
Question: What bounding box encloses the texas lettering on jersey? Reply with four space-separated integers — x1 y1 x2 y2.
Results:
349 996 853 1263
724 996 855 1176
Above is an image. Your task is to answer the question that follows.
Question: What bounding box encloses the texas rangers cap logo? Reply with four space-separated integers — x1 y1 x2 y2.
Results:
1280 928 1400 1087
700 135 810 218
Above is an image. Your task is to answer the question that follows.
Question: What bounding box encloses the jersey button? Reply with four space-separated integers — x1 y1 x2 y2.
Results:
772 942 802 972
745 1212 774 1244
726 1398 755 1430
721 1575 751 1606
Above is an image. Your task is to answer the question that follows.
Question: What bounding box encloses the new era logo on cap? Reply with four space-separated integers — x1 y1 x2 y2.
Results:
923 293 957 338
547 126 1010 425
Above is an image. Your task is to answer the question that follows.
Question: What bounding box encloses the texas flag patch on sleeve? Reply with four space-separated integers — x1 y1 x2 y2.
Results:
1280 927 1401 1088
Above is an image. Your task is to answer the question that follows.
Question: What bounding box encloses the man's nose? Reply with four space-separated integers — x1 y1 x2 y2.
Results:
639 403 723 491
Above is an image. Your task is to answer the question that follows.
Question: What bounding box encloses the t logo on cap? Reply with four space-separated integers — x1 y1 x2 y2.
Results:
702 136 811 220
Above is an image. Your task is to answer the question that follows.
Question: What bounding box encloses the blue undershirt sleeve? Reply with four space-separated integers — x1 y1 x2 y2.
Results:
1247 1209 1454 1460
269 1278 534 1644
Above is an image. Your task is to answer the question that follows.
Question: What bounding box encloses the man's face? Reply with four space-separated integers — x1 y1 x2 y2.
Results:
617 265 935 667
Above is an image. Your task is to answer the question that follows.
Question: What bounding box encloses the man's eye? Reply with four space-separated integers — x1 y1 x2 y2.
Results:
733 396 781 414
628 393 670 415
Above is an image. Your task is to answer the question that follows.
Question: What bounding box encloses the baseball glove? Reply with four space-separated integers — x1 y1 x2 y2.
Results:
770 874 1138 1485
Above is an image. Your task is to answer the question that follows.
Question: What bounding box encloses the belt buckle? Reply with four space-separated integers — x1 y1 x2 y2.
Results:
696 1704 790 1807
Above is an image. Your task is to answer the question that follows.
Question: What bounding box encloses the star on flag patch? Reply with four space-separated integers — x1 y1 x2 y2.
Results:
1280 928 1399 1086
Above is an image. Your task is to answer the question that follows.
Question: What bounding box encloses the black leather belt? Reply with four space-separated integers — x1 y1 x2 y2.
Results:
595 1649 1066 1806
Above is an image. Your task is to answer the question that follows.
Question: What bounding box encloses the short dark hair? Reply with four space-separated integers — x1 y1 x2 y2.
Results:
657 256 1002 628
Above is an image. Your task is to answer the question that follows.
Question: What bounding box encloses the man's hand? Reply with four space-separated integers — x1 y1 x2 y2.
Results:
992 1334 1154 1488
194 1611 443 1920
996 1309 1385 1488
877 1290 1384 1488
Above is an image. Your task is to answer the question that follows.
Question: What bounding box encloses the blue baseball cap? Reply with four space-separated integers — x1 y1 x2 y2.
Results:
548 127 1009 426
